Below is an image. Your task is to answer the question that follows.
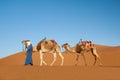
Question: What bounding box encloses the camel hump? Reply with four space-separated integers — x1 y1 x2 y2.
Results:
36 39 58 51
51 40 57 45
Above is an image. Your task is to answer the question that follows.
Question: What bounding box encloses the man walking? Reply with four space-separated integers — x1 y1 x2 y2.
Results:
22 40 33 66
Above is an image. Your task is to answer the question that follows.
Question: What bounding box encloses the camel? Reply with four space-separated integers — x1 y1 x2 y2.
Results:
36 38 64 66
62 41 102 66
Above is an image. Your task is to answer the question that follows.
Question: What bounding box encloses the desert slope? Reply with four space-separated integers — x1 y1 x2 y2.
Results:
0 44 120 66
0 44 120 80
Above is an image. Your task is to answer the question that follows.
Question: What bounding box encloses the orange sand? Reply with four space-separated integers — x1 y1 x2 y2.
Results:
0 44 120 80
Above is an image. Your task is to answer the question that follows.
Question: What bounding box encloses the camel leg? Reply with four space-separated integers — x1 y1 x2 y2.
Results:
50 52 57 66
81 53 87 66
75 54 79 66
58 52 64 66
42 59 47 65
39 50 43 66
93 55 102 66
39 50 47 66
91 48 102 66
93 55 97 65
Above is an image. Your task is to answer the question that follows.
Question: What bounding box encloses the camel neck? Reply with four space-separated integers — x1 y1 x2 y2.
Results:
66 46 71 51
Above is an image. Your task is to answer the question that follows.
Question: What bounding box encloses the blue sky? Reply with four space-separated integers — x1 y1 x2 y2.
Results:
0 0 120 58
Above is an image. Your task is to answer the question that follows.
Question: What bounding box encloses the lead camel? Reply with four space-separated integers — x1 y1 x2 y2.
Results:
36 38 64 66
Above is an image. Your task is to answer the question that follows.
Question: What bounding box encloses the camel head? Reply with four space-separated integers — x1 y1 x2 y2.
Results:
62 43 71 51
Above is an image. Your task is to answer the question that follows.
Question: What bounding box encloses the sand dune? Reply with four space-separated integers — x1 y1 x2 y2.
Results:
0 66 120 80
1 44 120 66
0 44 120 80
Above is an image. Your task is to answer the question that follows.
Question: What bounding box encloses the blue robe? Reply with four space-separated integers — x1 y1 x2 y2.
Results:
25 44 33 65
